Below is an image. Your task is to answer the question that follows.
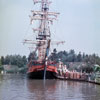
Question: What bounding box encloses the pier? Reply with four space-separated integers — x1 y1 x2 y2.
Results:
56 61 100 85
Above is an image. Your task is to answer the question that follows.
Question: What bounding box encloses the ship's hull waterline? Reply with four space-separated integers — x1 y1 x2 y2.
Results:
27 65 58 79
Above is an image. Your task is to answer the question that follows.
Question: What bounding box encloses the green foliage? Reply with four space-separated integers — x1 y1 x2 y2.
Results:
0 57 4 72
49 49 100 73
94 65 100 72
1 49 100 73
28 52 37 61
49 49 100 65
1 55 27 68
0 58 1 66
0 66 4 71
18 65 28 73
1 56 4 65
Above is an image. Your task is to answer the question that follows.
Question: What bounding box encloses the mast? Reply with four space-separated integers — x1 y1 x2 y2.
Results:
23 0 65 62
29 0 59 62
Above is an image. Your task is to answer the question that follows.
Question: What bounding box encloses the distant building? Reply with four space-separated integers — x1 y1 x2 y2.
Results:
3 65 19 73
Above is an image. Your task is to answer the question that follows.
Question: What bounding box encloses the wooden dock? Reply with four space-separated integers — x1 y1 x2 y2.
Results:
56 75 100 85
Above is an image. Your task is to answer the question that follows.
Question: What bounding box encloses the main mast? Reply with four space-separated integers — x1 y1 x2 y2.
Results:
25 0 59 62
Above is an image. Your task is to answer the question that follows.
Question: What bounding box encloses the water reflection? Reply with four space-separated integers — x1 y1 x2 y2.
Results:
27 79 57 100
0 74 100 100
0 74 3 82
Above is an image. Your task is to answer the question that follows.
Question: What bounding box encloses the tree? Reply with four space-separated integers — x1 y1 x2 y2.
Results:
49 48 58 62
53 48 57 54
4 55 11 64
0 57 4 71
0 58 1 66
68 49 76 62
77 52 82 62
1 56 4 65
22 56 27 65
28 52 37 61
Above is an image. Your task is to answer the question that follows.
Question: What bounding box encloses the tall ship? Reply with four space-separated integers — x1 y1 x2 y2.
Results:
23 0 64 79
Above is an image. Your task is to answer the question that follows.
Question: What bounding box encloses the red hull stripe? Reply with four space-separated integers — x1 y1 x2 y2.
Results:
27 65 57 73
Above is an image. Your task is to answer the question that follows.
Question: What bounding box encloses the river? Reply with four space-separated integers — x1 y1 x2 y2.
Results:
0 74 100 100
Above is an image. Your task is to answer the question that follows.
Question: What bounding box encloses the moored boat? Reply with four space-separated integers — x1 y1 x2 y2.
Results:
27 60 58 79
23 0 64 79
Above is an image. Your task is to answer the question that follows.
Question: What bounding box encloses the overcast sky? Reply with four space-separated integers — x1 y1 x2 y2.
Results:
0 0 100 57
